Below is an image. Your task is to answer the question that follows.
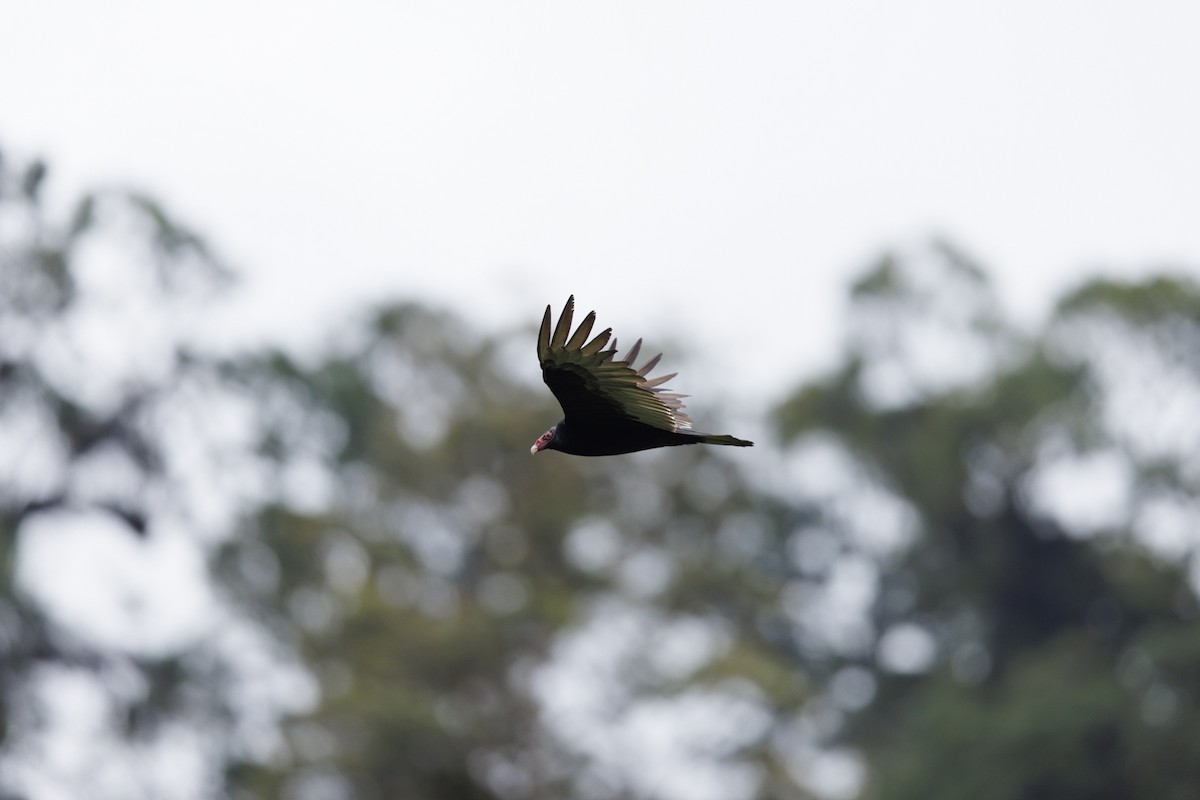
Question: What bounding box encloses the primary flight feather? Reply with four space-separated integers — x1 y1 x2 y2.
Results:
531 296 753 456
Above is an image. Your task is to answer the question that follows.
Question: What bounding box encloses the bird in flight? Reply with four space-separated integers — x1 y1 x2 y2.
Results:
531 296 753 456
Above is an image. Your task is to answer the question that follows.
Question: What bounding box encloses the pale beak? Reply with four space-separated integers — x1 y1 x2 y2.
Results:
530 443 539 455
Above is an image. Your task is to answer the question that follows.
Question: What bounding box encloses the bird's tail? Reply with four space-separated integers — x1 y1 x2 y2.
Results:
689 431 753 447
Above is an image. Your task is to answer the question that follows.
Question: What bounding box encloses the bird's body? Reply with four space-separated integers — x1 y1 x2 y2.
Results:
538 417 739 456
531 296 753 456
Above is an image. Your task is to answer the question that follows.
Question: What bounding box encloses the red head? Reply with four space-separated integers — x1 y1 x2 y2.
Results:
530 427 556 454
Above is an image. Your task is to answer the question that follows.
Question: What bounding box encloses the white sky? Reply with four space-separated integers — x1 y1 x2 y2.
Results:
4 0 1200 404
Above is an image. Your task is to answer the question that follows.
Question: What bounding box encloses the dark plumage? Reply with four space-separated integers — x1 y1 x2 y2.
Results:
531 296 753 456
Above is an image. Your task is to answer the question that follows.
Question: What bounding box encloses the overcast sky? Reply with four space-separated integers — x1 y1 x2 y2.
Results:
5 0 1199 403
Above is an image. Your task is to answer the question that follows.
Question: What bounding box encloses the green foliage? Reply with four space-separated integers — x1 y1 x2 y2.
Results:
777 244 1200 799
1056 274 1200 323
215 300 820 799
6 144 1200 800
0 147 274 799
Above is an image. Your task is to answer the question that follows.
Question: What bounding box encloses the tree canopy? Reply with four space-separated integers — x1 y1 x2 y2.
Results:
3 149 1199 800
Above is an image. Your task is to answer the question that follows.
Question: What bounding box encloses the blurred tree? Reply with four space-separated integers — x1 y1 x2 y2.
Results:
0 148 306 799
775 242 1200 800
215 303 825 800
7 144 1200 800
2 147 830 800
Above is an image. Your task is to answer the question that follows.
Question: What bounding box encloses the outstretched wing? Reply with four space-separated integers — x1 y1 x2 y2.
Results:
538 296 694 433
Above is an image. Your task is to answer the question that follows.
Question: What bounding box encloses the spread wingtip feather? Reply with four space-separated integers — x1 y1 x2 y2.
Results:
550 296 574 350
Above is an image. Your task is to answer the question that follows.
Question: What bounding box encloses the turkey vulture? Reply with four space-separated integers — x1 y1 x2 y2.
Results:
531 296 753 456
